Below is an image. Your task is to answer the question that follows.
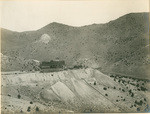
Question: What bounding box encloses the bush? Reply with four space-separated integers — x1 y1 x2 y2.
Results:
137 88 141 91
140 86 147 91
73 65 83 69
135 100 143 106
18 94 21 99
136 84 139 87
122 80 125 84
144 98 147 101
134 104 136 107
130 105 133 108
103 87 107 90
129 89 132 93
137 108 140 111
131 93 134 97
122 89 125 92
36 107 39 111
110 75 114 77
27 107 31 112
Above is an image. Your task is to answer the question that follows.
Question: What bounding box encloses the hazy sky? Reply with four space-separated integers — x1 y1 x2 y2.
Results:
0 0 149 32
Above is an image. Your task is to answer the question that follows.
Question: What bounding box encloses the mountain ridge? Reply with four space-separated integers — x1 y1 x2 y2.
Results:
1 12 149 79
2 12 148 32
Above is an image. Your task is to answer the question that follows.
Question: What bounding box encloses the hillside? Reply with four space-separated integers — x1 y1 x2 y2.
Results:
1 12 149 79
1 53 40 71
1 68 150 113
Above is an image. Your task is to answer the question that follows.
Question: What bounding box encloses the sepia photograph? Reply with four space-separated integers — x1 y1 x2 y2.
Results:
0 0 150 113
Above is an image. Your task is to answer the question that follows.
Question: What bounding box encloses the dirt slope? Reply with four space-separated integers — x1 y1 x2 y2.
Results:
1 68 149 113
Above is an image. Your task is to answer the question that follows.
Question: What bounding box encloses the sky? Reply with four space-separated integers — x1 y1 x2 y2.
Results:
0 0 149 32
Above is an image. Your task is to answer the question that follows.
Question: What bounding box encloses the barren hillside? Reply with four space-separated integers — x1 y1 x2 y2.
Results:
1 68 150 113
1 13 149 79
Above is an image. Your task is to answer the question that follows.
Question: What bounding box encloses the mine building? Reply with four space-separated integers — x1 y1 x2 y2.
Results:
39 60 65 72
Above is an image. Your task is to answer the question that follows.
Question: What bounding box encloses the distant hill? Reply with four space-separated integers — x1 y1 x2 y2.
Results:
1 13 149 79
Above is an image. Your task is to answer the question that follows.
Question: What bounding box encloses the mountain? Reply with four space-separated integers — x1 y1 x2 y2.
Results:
1 12 149 79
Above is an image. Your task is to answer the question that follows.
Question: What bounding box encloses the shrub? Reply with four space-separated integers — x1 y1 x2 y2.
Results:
36 107 39 111
103 87 107 90
73 65 83 69
94 81 96 85
18 94 21 99
122 89 125 92
130 105 133 108
135 100 143 106
140 86 147 91
129 89 132 93
136 84 139 87
137 88 141 91
131 93 134 97
134 104 136 107
122 80 125 84
137 108 140 111
110 75 114 77
27 107 31 112
105 94 108 96
90 109 92 112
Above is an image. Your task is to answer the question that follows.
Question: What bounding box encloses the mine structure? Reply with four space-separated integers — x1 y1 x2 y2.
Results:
39 60 65 72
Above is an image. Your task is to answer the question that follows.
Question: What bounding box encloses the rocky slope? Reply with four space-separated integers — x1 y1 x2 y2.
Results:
1 68 150 113
1 12 149 79
1 53 40 71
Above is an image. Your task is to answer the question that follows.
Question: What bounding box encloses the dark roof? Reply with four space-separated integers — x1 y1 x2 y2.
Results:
40 60 65 69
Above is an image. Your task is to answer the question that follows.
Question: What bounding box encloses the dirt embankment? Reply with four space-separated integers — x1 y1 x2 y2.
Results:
1 68 150 113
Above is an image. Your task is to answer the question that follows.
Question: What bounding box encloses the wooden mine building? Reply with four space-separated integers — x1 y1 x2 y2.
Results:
39 60 65 72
